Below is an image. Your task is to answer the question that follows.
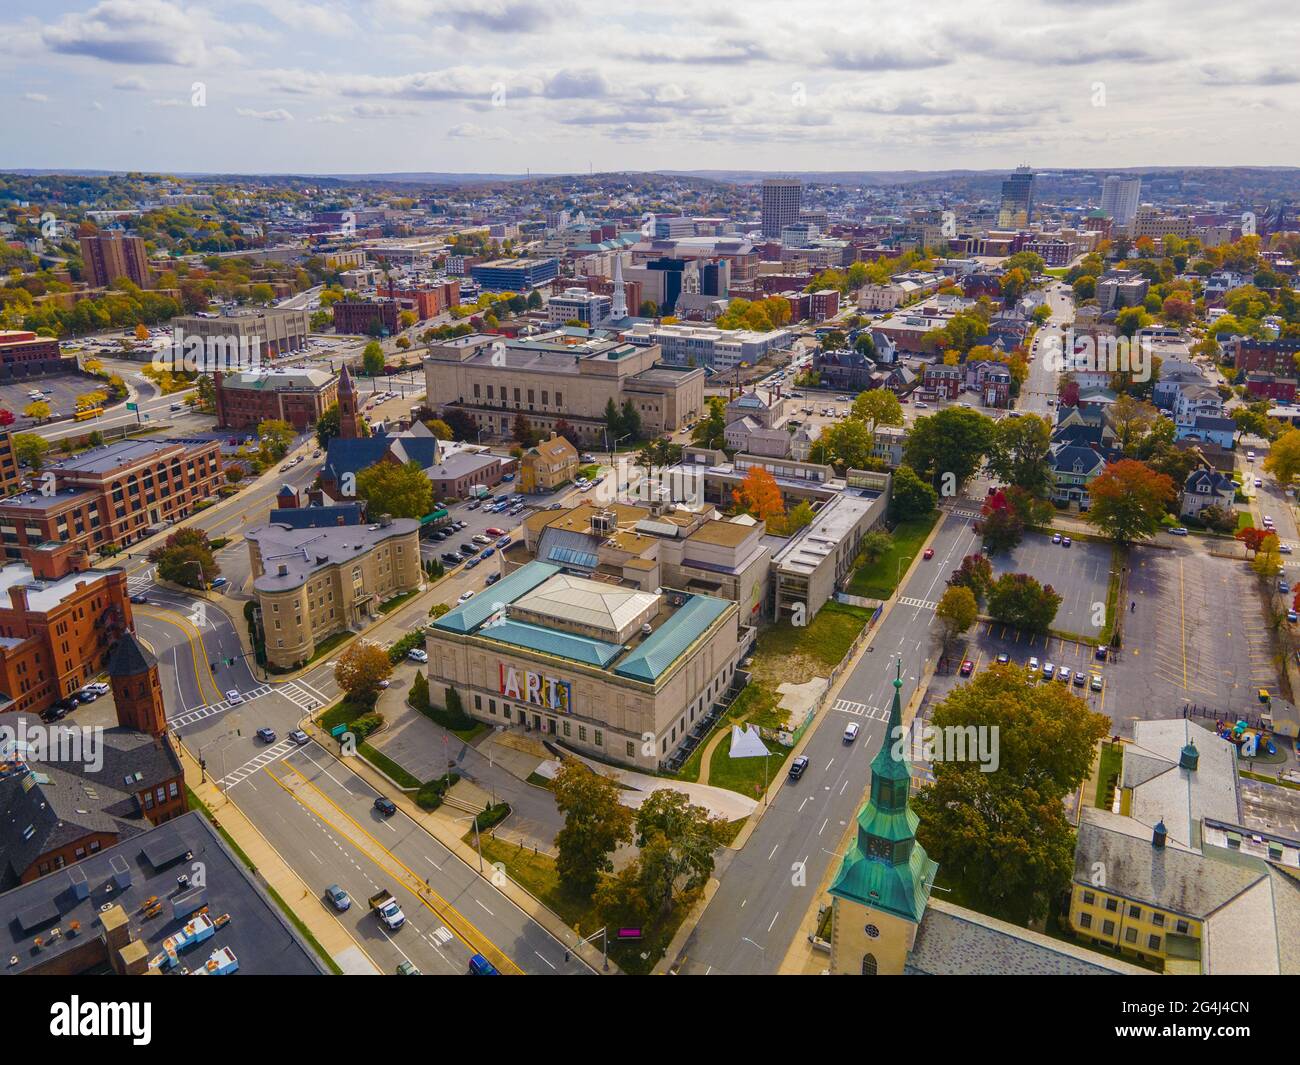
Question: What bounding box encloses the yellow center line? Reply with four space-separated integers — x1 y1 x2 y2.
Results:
135 606 225 706
268 763 523 975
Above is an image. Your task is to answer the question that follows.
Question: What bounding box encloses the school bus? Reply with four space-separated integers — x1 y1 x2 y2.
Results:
74 407 104 422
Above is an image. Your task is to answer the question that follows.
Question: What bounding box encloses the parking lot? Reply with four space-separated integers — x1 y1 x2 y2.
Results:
1108 545 1278 728
987 530 1114 639
0 374 117 428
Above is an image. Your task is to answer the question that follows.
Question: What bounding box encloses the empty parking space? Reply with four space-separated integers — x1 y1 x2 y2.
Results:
1110 547 1277 727
986 532 1112 638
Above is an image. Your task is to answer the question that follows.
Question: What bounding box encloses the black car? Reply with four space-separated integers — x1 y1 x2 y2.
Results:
40 704 69 723
129 593 149 604
441 551 463 564
374 797 397 817
460 543 477 555
485 572 501 585
788 755 810 780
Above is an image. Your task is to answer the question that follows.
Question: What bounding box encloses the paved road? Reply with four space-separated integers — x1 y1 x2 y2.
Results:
1019 280 1073 416
676 511 979 974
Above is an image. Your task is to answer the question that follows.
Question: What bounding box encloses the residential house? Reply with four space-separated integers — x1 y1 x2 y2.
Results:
1179 467 1236 521
519 433 579 494
1048 442 1108 507
1174 414 1237 450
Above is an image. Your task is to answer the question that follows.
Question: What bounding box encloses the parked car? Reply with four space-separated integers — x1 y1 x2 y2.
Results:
464 557 480 569
1028 656 1039 672
1058 668 1072 684
325 884 351 911
843 722 860 743
256 727 276 743
407 648 429 663
74 688 99 703
1282 544 1294 554
472 534 492 546
788 755 810 780
1170 527 1188 536
1042 662 1055 678
1073 671 1086 687
959 660 974 677
40 704 69 723
485 572 501 585
1051 532 1062 544
497 536 512 548
1280 580 1291 595
1062 537 1072 548
466 499 481 510
441 551 463 564
458 590 476 603
1289 611 1298 624
210 577 228 588
460 543 477 555
1090 674 1104 692
88 682 110 696
374 796 397 817
996 652 1010 664
485 527 506 537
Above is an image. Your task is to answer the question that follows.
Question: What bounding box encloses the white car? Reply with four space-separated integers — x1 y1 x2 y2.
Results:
1255 478 1263 487
457 590 475 603
1281 544 1293 555
88 682 110 695
1028 656 1039 673
225 689 242 704
407 648 429 663
843 722 860 743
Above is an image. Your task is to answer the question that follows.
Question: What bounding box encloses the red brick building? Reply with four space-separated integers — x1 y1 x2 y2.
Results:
1245 372 1298 403
0 541 133 715
333 298 399 335
214 367 338 431
1230 338 1300 376
78 231 151 289
0 438 222 558
923 364 963 399
376 281 460 320
0 331 61 365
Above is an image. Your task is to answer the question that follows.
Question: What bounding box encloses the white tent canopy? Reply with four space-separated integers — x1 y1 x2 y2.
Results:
729 724 770 759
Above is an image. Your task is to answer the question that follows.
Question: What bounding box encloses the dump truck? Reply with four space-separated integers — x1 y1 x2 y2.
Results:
368 889 406 931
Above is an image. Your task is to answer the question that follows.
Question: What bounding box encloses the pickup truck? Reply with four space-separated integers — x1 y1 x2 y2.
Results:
368 889 406 931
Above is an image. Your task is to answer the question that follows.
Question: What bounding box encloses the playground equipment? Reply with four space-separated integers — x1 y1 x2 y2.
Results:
1216 719 1278 758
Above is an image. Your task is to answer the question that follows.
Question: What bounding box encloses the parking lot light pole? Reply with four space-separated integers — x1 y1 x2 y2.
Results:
897 554 914 592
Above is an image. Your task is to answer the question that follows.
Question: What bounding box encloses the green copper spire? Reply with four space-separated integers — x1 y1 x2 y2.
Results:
828 658 938 924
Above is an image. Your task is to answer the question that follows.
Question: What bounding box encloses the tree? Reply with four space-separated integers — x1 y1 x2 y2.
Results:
512 412 539 447
425 418 453 440
1086 459 1176 543
913 665 1109 923
1264 428 1300 485
149 528 219 589
333 642 393 705
1115 306 1152 338
949 553 994 604
633 790 726 916
1253 535 1283 583
987 572 1061 633
985 414 1052 496
977 490 1026 553
691 396 726 450
890 464 938 520
904 407 995 492
733 465 784 523
603 397 623 444
593 861 650 934
22 400 50 423
356 460 433 519
552 761 634 898
820 418 875 471
1237 526 1274 556
1108 394 1160 455
257 419 295 462
361 341 385 377
619 399 642 442
13 432 49 470
0 409 14 428
935 585 978 647
315 403 341 448
857 529 894 565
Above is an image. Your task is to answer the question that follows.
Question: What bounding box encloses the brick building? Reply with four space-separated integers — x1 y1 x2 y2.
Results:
376 281 460 320
1245 372 1298 403
79 231 151 289
1230 338 1300 377
923 365 963 398
0 438 222 558
0 541 132 716
0 330 61 365
333 298 400 335
214 367 338 431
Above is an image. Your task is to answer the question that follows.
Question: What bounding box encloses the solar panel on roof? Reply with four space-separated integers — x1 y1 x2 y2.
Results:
141 830 191 869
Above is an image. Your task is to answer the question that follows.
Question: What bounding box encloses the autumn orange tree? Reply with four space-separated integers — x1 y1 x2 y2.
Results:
732 465 785 526
1085 459 1175 544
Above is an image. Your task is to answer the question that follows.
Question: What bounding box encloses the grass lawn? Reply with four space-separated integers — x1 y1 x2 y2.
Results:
847 512 939 599
359 741 421 789
378 589 420 614
750 600 875 688
305 629 353 666
477 835 690 975
706 730 790 799
1094 741 1123 809
1237 511 1256 532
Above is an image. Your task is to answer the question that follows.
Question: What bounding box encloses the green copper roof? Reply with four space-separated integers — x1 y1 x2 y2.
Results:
829 660 938 924
482 619 624 667
612 594 729 683
431 561 560 634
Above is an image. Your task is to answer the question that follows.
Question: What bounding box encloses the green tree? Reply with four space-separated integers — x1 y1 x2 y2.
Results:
913 665 1109 923
633 790 727 916
904 408 996 492
603 397 623 445
948 553 994 604
986 573 1061 633
355 460 433 519
985 414 1052 496
691 396 727 450
22 401 50 423
257 419 295 462
820 418 875 470
333 642 393 706
619 399 642 442
361 341 385 377
857 529 894 565
890 464 938 520
149 528 219 589
1253 536 1283 583
1264 428 1300 485
552 761 635 899
850 388 904 434
315 403 341 448
13 432 49 470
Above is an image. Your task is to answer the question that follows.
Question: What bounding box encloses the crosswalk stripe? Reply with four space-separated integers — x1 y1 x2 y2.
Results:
168 684 272 728
216 738 299 787
898 596 937 610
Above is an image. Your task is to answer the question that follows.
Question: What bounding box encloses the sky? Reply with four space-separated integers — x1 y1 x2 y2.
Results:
3 0 1299 176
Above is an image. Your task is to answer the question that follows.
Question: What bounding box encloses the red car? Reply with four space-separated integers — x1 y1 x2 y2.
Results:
485 527 506 537
959 660 975 677
923 547 935 560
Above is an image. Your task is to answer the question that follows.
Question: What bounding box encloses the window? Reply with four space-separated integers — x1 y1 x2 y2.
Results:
861 954 877 976
1151 912 1165 927
1148 934 1161 950
1124 927 1137 944
1175 919 1189 934
1104 898 1118 912
626 740 635 758
1128 904 1141 919
1101 920 1115 936
578 725 587 742
1078 913 1092 930
1082 891 1095 906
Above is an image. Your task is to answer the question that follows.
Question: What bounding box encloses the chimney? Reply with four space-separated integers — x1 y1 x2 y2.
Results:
1152 819 1167 850
277 563 289 577
1179 741 1199 772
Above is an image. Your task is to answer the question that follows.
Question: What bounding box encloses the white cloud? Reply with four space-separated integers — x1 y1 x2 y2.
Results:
236 107 294 122
22 92 50 104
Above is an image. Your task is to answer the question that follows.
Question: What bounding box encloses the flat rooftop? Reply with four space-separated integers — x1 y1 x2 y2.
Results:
774 492 883 576
0 560 119 613
0 810 323 975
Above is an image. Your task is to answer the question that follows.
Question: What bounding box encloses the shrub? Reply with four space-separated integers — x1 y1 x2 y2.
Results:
350 712 383 740
410 670 430 712
388 631 424 664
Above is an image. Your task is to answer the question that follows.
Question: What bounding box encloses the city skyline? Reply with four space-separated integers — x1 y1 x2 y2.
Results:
3 0 1299 175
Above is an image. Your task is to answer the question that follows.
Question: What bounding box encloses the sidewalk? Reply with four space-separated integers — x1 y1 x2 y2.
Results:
175 741 380 975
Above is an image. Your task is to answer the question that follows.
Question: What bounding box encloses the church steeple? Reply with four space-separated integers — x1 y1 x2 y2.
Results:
337 362 361 440
829 658 937 927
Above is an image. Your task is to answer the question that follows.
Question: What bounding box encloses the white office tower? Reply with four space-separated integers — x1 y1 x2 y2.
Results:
761 178 803 239
1100 175 1142 228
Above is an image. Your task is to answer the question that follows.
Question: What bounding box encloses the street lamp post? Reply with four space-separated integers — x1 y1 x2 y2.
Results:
896 554 915 592
455 814 484 875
